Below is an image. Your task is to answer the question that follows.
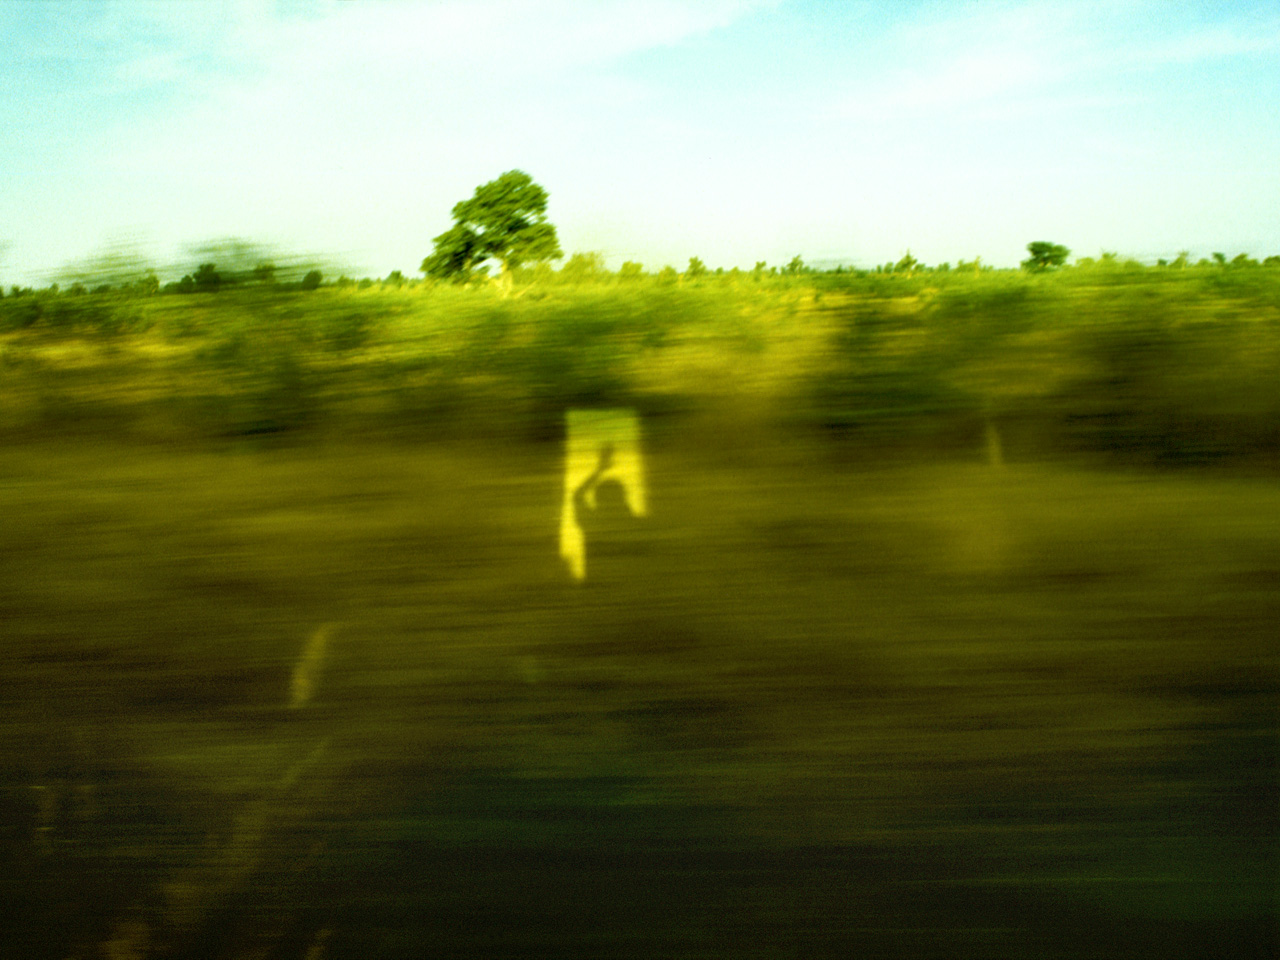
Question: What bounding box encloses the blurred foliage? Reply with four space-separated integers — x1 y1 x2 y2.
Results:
2 252 1280 956
1 260 1278 466
1022 240 1070 272
557 252 607 284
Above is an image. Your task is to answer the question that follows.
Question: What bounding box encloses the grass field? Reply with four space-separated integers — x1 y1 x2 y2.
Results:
1 414 1275 957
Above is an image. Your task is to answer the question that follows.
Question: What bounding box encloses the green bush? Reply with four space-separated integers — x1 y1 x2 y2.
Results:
0 296 42 331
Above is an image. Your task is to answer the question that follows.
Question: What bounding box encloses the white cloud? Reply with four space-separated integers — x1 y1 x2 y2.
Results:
112 51 188 87
829 0 1279 123
1116 20 1280 69
826 1 1090 122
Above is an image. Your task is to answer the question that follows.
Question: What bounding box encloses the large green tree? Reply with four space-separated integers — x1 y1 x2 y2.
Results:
422 170 562 281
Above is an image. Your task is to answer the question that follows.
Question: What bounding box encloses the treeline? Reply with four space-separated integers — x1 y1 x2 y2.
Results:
2 261 1279 473
5 242 1280 311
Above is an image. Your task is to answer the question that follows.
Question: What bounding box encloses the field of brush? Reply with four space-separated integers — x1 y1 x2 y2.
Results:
1 267 1277 958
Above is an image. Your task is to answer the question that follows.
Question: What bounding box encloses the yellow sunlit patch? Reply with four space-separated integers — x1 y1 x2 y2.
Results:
560 408 646 581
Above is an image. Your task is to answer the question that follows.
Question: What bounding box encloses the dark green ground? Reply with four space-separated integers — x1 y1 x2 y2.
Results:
1 423 1276 958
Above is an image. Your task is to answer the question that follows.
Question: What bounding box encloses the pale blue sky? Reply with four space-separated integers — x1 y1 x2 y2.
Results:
2 0 1278 282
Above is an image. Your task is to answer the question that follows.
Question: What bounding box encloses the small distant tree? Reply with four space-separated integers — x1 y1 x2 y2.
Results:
560 252 606 282
1264 255 1280 267
193 263 221 292
685 257 708 279
384 270 405 288
618 261 644 280
301 270 322 291
1172 251 1189 269
1021 242 1070 272
657 265 678 285
1212 252 1227 266
751 261 767 280
132 272 159 296
166 275 196 294
1231 253 1258 268
186 240 278 286
893 251 917 276
784 255 807 276
253 262 277 285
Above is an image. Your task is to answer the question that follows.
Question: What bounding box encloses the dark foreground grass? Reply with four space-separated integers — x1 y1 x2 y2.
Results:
0 425 1276 958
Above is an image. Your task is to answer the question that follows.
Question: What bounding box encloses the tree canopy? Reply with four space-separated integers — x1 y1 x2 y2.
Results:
422 170 562 282
193 263 222 292
1022 241 1070 272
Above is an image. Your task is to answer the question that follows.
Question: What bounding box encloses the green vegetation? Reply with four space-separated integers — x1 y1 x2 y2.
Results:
2 234 1279 956
421 170 563 282
1022 240 1070 272
3 255 1279 470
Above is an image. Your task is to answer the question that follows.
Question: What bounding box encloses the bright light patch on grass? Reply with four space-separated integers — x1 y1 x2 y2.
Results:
290 622 334 708
560 408 647 581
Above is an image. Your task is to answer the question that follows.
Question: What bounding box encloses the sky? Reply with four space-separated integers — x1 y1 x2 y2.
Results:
2 0 1278 283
